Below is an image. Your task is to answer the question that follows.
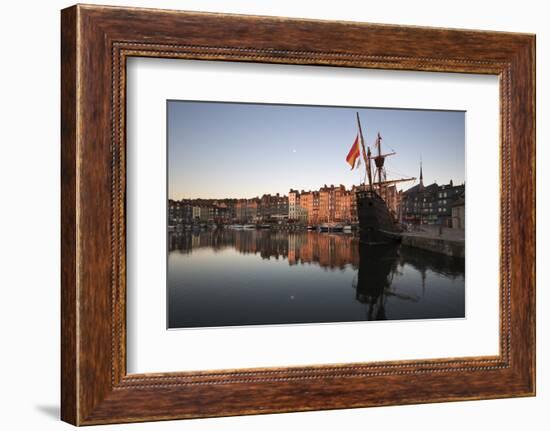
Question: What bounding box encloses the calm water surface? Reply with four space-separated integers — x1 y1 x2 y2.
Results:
168 230 465 328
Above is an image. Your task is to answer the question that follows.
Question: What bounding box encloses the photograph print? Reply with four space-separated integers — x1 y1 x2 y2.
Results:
167 101 466 329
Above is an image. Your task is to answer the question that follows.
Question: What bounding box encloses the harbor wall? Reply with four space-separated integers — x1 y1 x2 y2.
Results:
400 234 465 258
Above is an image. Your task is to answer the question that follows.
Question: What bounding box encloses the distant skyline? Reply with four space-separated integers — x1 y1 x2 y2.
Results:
168 101 465 200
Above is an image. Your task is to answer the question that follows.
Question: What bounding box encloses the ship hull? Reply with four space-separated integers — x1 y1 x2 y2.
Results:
355 189 401 245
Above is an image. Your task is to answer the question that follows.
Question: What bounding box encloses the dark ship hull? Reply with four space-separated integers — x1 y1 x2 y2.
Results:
355 189 401 245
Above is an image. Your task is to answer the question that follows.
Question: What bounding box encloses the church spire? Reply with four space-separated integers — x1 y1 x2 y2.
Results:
419 160 424 191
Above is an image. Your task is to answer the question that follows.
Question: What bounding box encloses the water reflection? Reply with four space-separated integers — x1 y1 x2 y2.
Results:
168 229 465 328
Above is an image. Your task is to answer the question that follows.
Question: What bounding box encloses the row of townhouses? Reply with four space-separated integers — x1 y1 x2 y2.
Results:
168 194 290 225
399 176 465 229
169 178 465 228
289 185 356 225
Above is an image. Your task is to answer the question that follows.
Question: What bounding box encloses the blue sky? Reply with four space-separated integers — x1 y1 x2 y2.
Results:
168 101 464 200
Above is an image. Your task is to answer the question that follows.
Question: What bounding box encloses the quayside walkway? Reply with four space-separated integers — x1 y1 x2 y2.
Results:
400 225 465 258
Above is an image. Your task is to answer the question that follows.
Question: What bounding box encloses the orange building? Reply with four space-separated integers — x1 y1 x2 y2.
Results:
317 184 354 223
298 191 319 224
318 185 333 223
290 185 355 224
235 198 259 222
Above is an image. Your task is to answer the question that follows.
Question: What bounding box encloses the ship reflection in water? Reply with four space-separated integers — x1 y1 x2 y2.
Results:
168 230 465 328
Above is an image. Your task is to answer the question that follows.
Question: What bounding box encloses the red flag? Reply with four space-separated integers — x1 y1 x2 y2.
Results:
346 135 361 169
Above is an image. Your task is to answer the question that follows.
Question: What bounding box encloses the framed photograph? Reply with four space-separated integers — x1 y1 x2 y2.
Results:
164 100 467 330
61 4 535 425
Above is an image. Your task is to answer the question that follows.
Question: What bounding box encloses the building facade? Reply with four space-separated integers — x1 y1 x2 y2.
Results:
288 190 299 221
168 199 193 226
259 193 289 222
451 195 465 229
299 191 320 224
169 183 365 227
400 177 465 226
235 199 260 223
290 185 355 225
435 181 465 227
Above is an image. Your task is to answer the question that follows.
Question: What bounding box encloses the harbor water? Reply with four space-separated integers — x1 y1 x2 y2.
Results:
168 229 465 328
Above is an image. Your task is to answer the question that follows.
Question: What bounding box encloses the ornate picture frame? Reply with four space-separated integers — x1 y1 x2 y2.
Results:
61 4 535 425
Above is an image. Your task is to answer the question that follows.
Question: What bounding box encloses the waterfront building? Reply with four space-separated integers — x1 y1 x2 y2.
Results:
235 198 260 223
318 184 355 223
334 185 348 222
168 199 194 226
199 206 209 222
435 180 465 227
299 191 319 225
289 185 354 225
400 166 465 226
401 183 444 225
318 184 334 223
289 190 308 223
171 182 361 227
401 164 438 225
259 193 289 222
451 194 465 229
167 199 235 225
288 189 299 221
212 201 232 223
205 205 229 223
380 185 400 218
192 205 201 222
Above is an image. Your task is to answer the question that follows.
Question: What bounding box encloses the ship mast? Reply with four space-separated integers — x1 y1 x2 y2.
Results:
372 132 416 195
354 114 416 196
376 133 383 192
356 113 372 189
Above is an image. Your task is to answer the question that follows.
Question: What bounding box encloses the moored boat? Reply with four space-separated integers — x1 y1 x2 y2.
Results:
319 223 344 232
349 113 415 245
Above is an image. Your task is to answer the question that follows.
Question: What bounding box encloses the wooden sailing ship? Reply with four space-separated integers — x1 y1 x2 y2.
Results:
353 113 415 245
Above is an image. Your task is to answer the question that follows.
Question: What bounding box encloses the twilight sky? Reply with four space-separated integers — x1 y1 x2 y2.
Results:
168 101 465 200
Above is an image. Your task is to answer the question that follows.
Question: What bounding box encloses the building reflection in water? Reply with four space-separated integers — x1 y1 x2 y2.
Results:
168 229 465 325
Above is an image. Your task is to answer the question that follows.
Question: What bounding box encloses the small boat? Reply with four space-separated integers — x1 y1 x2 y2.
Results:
320 223 344 232
243 224 256 229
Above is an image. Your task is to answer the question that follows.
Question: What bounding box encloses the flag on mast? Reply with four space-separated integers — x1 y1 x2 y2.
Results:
346 134 361 169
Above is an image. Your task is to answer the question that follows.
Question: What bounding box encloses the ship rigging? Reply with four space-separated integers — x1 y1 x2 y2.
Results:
351 112 416 244
355 112 415 195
